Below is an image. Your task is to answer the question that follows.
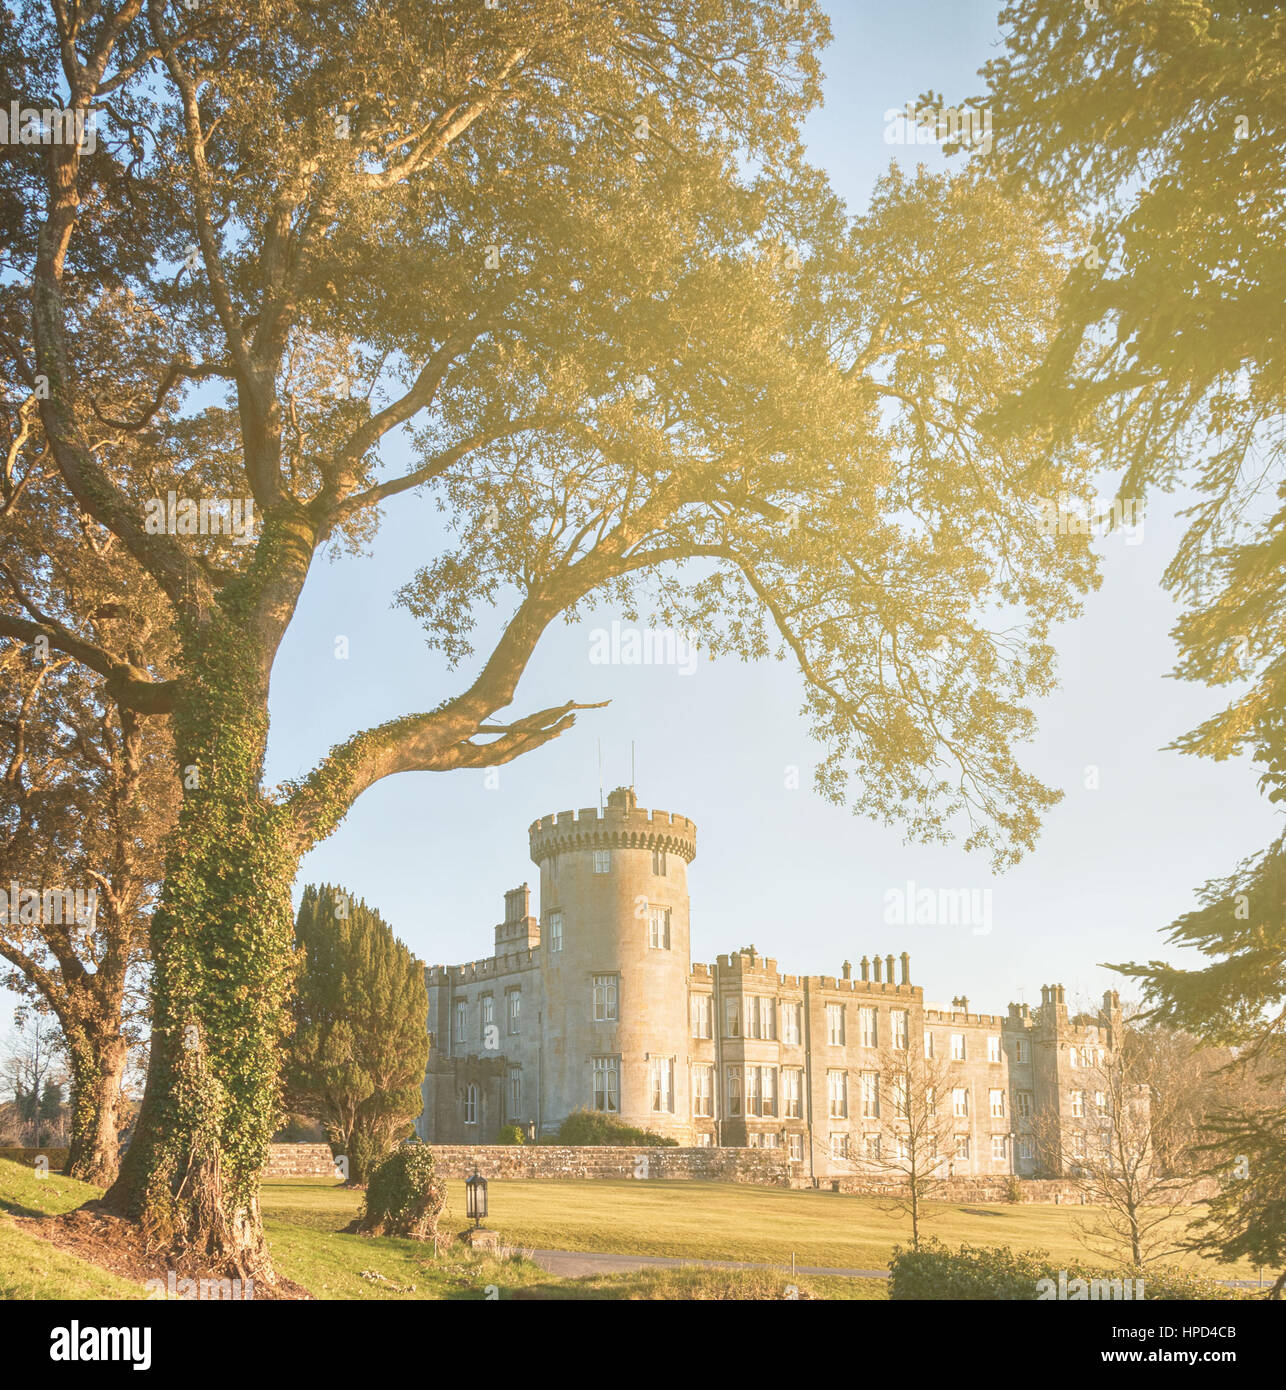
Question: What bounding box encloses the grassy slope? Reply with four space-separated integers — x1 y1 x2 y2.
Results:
262 1176 1257 1280
0 1160 145 1300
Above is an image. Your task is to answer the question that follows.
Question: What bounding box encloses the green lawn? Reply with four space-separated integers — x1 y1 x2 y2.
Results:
0 1160 876 1300
261 1175 1258 1281
0 1159 1255 1299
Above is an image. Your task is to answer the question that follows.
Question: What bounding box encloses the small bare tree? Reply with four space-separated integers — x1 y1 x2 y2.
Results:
1036 1043 1192 1268
1 1013 66 1147
831 1044 958 1251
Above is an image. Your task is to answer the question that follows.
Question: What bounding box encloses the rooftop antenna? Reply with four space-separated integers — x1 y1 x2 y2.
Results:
597 738 604 811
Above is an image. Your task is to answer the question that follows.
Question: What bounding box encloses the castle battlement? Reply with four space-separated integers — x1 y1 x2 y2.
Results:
923 1009 1006 1026
426 948 539 986
529 786 697 864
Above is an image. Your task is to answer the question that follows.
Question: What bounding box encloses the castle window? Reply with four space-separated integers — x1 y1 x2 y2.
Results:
1068 1046 1079 1068
1071 1089 1084 1117
991 1134 1007 1161
1017 1135 1034 1165
464 1083 478 1125
952 1086 969 1118
954 1135 970 1160
594 849 611 874
1094 1090 1106 1113
891 1071 909 1118
783 1068 803 1119
859 1006 878 1049
547 911 563 952
830 1132 849 1159
506 988 521 1035
592 1056 620 1113
748 1066 777 1117
548 854 558 883
453 999 466 1046
782 1002 802 1046
923 1030 934 1058
745 996 776 1040
826 1003 845 1046
896 1134 910 1161
593 974 619 1022
891 1010 909 1050
650 1057 674 1113
724 996 742 1039
690 993 712 1038
827 1069 848 1118
1015 1039 1029 1064
761 1132 780 1149
989 1088 1006 1118
987 1035 1001 1064
696 1132 713 1148
860 1071 880 1118
652 847 667 876
864 1133 881 1160
725 1066 743 1117
693 1066 714 1118
788 1133 804 1162
927 1086 937 1116
950 1033 965 1061
481 994 495 1049
648 905 671 950
508 1066 522 1117
1016 1090 1033 1118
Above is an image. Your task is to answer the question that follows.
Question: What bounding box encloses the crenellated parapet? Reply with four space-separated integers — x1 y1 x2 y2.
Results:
529 786 697 864
425 949 539 986
923 1008 1007 1026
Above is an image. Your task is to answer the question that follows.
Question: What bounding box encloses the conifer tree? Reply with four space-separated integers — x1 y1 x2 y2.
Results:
286 884 428 1187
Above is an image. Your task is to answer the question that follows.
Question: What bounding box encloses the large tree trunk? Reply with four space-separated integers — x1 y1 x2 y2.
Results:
65 1033 128 1188
102 626 297 1280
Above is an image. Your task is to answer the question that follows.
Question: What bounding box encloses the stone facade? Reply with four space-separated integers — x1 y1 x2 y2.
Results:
418 788 1126 1182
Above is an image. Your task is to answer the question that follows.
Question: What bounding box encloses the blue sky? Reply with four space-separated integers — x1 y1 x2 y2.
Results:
264 0 1280 1016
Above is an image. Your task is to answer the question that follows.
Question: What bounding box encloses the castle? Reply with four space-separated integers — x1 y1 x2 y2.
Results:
417 788 1123 1179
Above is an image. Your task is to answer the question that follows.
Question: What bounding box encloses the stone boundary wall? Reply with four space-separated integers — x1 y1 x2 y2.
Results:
263 1142 337 1178
259 1142 1219 1206
791 1174 1220 1205
425 1144 791 1185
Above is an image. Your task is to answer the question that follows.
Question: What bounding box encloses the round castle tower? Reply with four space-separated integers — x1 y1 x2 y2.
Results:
529 786 696 1140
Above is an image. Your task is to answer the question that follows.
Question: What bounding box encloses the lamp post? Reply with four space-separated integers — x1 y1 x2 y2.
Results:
465 1166 489 1230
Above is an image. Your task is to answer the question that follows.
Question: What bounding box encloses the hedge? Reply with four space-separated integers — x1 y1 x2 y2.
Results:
544 1109 679 1147
888 1239 1241 1301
